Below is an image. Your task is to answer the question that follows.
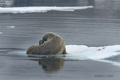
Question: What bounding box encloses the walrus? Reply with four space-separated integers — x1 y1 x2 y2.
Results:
26 32 66 55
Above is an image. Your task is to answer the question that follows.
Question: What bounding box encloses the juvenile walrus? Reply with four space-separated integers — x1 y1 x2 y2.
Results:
26 32 66 55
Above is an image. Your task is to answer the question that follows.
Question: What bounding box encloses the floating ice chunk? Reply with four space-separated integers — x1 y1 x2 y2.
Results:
6 45 120 60
6 26 15 29
7 51 27 56
66 45 120 60
0 6 93 14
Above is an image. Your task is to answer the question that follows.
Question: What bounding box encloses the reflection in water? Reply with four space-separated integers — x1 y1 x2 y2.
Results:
31 58 64 72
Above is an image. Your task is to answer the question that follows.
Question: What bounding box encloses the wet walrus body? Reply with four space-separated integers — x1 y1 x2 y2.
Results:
26 32 66 55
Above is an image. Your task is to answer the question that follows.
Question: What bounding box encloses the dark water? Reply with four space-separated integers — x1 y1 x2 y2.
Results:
0 0 94 7
1 0 120 80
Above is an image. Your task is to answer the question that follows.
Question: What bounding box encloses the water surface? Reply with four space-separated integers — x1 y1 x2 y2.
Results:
0 0 120 80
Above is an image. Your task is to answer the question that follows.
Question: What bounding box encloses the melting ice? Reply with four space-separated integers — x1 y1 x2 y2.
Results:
0 6 93 14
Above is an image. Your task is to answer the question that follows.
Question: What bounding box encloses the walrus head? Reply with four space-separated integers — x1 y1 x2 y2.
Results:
43 32 56 40
39 33 57 45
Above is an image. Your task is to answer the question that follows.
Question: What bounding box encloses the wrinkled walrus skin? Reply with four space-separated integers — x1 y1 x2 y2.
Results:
26 32 66 55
